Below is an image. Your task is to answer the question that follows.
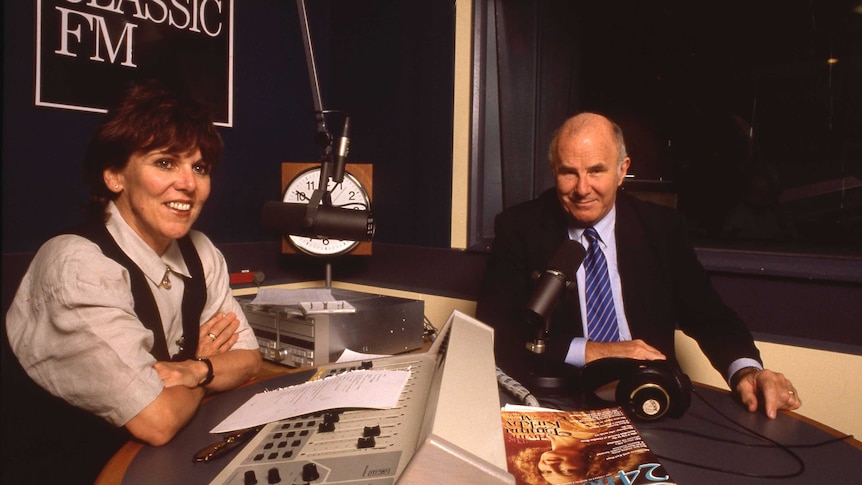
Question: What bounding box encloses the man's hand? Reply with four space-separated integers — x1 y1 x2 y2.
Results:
585 339 667 364
197 312 241 358
733 368 801 419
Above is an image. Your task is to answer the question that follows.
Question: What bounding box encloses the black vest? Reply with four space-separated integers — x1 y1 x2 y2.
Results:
1 223 207 484
70 221 207 361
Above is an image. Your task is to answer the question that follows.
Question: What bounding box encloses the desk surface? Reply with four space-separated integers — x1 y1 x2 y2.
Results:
96 361 298 485
99 362 862 485
636 385 862 483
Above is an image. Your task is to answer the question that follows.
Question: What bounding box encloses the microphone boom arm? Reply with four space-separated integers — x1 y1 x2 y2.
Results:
295 0 353 215
296 0 329 153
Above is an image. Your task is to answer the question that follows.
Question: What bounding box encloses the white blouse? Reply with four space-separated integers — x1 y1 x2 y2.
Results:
5 202 258 427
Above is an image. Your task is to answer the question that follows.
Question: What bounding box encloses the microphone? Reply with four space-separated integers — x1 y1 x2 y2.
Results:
261 201 374 242
333 116 350 183
524 239 586 354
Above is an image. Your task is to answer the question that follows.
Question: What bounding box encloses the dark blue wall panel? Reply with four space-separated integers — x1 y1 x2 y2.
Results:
1 1 454 253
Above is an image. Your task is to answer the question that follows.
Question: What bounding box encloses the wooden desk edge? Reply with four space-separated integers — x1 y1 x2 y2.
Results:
694 381 862 451
786 410 862 451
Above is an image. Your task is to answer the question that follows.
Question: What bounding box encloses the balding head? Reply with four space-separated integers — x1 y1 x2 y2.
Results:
548 112 631 227
548 113 628 175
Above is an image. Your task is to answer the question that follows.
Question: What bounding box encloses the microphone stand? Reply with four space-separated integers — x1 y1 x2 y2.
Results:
296 0 351 288
296 0 336 218
296 0 330 156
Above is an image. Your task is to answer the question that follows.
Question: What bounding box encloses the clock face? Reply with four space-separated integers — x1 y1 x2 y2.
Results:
282 167 371 256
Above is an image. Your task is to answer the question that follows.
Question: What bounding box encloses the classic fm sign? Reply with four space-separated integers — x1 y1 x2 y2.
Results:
36 0 234 126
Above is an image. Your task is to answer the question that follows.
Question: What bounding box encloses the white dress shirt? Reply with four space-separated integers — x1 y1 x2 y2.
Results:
562 206 760 383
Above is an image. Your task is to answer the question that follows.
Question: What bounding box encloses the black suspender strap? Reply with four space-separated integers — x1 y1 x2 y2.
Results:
176 235 206 360
70 222 206 361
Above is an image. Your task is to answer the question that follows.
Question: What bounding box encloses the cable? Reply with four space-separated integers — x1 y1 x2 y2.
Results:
649 388 854 479
496 368 541 407
422 316 439 342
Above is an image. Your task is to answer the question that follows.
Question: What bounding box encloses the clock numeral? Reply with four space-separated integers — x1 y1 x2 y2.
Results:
292 190 310 202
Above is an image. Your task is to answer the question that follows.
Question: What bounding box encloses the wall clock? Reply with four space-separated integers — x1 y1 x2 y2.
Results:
280 163 373 256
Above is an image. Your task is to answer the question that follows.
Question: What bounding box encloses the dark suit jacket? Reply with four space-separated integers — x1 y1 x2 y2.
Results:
476 188 761 386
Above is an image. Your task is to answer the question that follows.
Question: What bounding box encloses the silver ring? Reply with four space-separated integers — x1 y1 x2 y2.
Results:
207 333 217 341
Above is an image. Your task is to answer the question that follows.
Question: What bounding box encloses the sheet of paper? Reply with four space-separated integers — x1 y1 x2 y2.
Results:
251 287 335 306
211 369 409 433
336 348 392 363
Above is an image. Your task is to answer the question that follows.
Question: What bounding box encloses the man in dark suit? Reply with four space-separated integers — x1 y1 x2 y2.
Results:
477 112 800 418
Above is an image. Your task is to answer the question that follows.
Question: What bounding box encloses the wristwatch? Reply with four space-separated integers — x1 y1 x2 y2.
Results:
195 357 215 387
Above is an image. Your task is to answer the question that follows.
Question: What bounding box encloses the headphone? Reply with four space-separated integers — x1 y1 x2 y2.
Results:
579 358 692 421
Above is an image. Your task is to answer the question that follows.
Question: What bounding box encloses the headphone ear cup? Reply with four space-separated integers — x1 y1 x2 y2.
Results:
615 361 692 421
579 358 692 421
667 366 692 418
579 358 638 409
615 366 674 421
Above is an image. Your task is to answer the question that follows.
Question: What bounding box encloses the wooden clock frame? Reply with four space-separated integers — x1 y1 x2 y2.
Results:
280 162 374 255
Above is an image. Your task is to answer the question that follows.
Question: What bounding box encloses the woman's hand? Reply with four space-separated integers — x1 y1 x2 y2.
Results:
153 359 208 389
196 312 241 358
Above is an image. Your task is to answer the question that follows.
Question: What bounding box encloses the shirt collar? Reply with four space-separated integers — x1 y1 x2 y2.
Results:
104 202 191 284
568 206 617 246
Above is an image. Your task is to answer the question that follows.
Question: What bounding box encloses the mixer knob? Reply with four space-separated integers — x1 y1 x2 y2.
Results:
266 467 281 484
302 463 320 481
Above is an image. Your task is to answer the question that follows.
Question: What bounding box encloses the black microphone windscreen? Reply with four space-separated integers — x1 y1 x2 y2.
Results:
523 239 587 329
260 201 374 241
548 239 587 280
261 201 308 233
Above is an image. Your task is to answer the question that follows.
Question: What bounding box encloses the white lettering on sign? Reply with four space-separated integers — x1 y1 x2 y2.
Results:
50 0 223 68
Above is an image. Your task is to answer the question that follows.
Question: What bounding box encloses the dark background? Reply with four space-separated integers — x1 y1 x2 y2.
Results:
470 0 861 254
3 1 455 254
2 1 860 351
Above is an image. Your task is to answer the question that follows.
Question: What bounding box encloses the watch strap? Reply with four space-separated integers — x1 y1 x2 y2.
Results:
194 357 214 387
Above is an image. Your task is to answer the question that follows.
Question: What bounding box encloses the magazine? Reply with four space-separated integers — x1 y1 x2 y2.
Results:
500 405 676 485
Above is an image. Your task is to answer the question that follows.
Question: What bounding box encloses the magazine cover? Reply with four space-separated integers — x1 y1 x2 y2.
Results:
500 405 676 485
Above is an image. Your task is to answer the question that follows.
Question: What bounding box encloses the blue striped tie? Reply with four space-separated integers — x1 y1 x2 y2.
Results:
584 228 620 342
